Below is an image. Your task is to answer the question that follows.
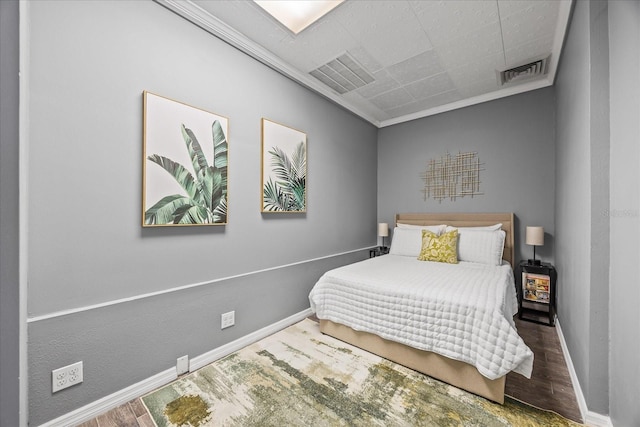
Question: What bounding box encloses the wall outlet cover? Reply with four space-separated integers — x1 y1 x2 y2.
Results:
52 361 83 393
176 355 189 375
221 311 235 329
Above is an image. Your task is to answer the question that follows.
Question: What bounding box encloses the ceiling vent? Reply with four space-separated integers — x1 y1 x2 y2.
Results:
498 56 550 86
309 53 375 94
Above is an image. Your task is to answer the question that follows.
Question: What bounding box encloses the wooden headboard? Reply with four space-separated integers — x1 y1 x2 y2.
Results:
395 212 515 267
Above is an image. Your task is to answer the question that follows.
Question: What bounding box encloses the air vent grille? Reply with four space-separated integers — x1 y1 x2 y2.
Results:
498 56 550 85
310 53 375 94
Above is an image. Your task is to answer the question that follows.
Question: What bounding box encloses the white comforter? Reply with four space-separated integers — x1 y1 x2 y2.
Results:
309 255 534 379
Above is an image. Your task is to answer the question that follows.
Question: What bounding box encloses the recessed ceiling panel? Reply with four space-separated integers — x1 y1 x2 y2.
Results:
160 0 573 127
253 0 344 34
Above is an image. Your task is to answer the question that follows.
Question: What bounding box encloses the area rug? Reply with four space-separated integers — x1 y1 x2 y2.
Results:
142 319 581 426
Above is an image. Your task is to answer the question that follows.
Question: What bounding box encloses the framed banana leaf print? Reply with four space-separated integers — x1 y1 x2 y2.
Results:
143 91 228 226
261 118 307 213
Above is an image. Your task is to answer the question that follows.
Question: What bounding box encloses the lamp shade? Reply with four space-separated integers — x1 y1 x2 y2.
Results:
525 226 544 246
378 223 389 237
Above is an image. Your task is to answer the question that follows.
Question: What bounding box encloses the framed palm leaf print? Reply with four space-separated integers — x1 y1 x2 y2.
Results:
261 118 307 213
143 91 228 226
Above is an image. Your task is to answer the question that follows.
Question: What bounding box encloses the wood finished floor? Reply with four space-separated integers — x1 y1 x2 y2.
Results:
506 317 583 424
78 316 583 427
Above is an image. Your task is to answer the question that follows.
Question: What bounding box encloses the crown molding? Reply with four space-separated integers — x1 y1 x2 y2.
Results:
379 77 553 128
153 0 381 127
154 0 573 129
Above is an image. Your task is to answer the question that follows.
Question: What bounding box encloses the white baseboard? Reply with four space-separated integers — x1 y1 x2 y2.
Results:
38 368 176 427
47 311 613 427
189 308 313 371
586 411 615 427
555 320 613 427
39 308 313 427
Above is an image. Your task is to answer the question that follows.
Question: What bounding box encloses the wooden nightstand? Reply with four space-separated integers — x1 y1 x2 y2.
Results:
516 261 557 326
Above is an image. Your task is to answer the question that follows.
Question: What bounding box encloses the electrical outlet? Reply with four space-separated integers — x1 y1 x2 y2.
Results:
176 355 189 376
221 311 235 329
52 361 83 393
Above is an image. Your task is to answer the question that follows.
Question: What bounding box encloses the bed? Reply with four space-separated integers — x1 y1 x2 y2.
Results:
309 212 533 404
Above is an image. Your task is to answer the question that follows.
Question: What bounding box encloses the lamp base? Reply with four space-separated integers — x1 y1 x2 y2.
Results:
527 259 541 266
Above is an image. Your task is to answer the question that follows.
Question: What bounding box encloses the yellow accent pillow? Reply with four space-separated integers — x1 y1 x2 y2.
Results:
417 229 459 264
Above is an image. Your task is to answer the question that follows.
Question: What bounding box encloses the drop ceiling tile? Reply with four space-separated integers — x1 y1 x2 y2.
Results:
426 89 464 107
360 33 431 72
500 1 561 51
496 0 535 17
386 49 445 85
341 91 391 121
447 53 505 87
497 0 562 19
504 36 554 66
348 47 384 74
457 78 500 98
275 21 360 71
386 89 462 117
335 1 432 67
411 0 500 46
369 87 414 111
265 44 325 73
435 22 504 70
405 72 456 101
384 101 427 119
355 70 400 99
177 0 569 127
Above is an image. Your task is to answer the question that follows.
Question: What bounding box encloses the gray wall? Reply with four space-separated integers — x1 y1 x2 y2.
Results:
25 1 377 424
608 1 640 426
0 1 21 426
19 1 640 426
555 0 610 415
377 87 556 264
586 0 610 416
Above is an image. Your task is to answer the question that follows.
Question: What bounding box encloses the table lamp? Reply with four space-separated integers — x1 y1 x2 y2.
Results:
526 226 544 265
378 223 389 251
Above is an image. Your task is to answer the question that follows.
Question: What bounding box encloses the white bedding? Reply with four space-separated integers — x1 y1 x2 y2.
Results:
309 255 534 380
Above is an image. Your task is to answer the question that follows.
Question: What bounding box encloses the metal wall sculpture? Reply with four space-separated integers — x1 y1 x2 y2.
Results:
421 152 484 203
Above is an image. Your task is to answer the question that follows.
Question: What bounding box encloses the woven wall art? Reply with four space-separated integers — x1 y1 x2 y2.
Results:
421 151 484 202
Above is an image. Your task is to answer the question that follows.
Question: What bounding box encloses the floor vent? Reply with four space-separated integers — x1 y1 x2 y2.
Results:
498 56 550 85
309 53 374 94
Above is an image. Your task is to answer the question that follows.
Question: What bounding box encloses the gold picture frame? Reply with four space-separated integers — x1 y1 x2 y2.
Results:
261 118 307 213
142 91 229 226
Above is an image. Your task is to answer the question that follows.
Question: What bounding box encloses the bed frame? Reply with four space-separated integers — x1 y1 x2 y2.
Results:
319 212 515 404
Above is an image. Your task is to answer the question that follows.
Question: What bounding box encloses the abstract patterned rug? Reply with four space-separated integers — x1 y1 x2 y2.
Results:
142 319 581 426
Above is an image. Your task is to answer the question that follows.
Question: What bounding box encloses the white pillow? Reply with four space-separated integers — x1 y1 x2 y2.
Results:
397 223 446 235
456 229 506 266
445 223 502 232
389 227 425 257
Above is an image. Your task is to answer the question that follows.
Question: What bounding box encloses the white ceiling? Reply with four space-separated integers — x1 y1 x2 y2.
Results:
156 0 573 128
